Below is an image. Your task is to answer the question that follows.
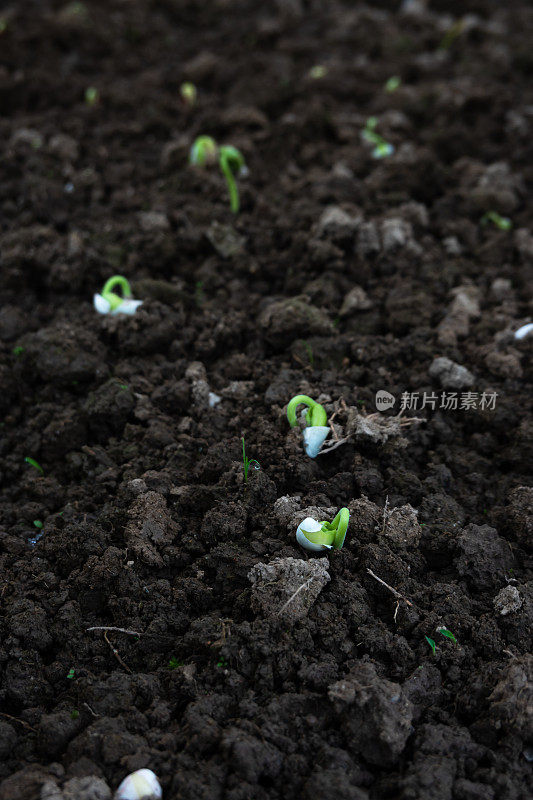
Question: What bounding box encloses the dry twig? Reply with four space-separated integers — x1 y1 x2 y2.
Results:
104 631 132 673
0 712 37 733
87 626 141 637
366 568 413 607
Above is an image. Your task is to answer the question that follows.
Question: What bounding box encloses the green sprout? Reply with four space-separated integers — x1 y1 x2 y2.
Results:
219 145 246 214
85 86 99 106
287 395 329 458
93 274 143 315
425 636 437 655
66 668 75 679
309 64 328 79
216 657 227 668
0 18 7 34
362 117 394 159
481 211 512 231
71 709 80 720
33 520 43 529
168 657 184 669
180 82 197 106
287 395 327 428
189 135 218 167
242 438 260 483
437 627 457 643
296 508 350 551
385 76 401 93
12 346 25 356
189 137 247 213
25 457 44 476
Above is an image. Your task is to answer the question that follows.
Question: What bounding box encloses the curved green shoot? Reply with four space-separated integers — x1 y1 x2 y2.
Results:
25 457 44 476
287 395 327 428
189 135 217 167
219 145 246 213
101 275 132 311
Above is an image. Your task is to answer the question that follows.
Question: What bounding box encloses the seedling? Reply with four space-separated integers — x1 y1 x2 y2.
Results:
85 87 99 106
189 136 248 213
93 275 143 316
25 457 44 476
70 710 79 720
309 64 328 79
481 211 512 231
437 627 457 643
216 657 227 668
33 520 43 529
425 636 437 655
362 117 394 159
66 668 75 679
287 395 329 458
219 145 247 213
168 657 184 669
242 438 260 483
180 82 197 106
189 135 218 167
385 76 401 93
13 346 24 356
296 507 349 552
0 18 7 34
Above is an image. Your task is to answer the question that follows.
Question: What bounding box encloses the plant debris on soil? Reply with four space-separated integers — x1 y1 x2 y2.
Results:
1 1 532 799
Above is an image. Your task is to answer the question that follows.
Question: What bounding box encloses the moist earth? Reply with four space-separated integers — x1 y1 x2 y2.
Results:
0 1 532 799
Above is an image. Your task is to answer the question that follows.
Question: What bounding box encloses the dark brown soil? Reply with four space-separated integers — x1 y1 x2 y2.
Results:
1 1 532 799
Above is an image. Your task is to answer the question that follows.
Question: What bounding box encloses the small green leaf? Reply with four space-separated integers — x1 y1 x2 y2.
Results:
437 627 457 643
66 668 75 679
33 520 43 529
25 457 44 476
425 636 437 655
385 76 401 93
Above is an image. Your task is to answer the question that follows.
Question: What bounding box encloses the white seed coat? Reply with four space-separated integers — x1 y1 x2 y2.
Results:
296 517 332 552
93 295 143 316
302 426 330 458
114 769 162 800
514 322 533 340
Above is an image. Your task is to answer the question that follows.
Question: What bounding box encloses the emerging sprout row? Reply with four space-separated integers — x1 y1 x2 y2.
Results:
189 135 248 213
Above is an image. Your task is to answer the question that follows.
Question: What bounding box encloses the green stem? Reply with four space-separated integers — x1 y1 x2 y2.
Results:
101 275 132 310
287 395 327 428
219 145 245 213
